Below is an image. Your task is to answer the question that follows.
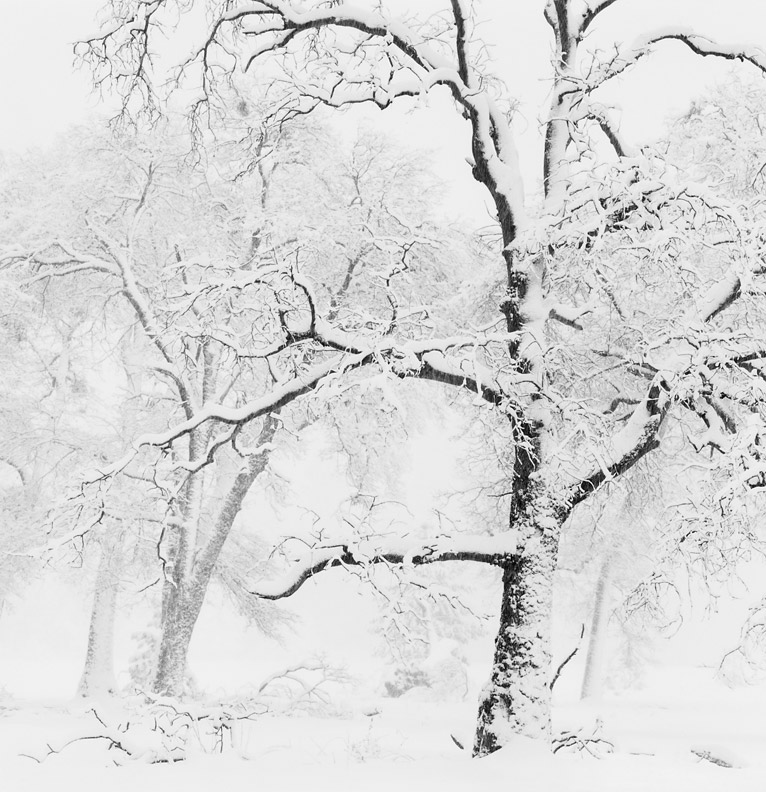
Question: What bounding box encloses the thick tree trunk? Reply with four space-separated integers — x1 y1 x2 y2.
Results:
580 555 612 700
473 533 558 756
153 581 206 696
77 536 121 698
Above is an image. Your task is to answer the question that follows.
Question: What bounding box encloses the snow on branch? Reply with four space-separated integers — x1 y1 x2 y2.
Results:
79 328 515 485
570 98 635 158
690 268 743 325
75 0 166 122
593 28 766 93
569 376 671 506
577 27 766 100
133 348 372 449
642 31 766 73
233 1 436 74
418 350 507 405
250 532 519 600
568 246 762 506
578 0 622 38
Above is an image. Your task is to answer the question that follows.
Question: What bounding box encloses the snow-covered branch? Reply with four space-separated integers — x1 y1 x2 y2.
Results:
250 532 519 600
578 0 622 38
569 376 671 506
589 29 766 95
643 31 766 74
130 329 513 454
690 268 743 324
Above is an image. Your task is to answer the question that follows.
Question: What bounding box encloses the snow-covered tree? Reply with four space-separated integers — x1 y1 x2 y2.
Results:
1 130 291 696
1 118 469 697
66 0 766 755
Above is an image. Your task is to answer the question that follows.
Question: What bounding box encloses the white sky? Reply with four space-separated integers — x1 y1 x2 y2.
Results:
0 0 105 152
0 0 764 182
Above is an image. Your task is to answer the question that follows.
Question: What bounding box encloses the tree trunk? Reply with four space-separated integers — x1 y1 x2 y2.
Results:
153 581 206 696
473 533 558 756
152 424 209 697
580 555 612 700
152 416 278 696
77 535 121 698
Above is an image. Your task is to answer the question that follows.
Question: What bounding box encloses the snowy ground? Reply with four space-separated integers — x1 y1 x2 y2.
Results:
3 666 766 792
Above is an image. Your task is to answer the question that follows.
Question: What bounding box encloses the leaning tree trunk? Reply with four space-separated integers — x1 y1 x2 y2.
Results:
473 530 558 756
78 534 122 698
152 417 278 696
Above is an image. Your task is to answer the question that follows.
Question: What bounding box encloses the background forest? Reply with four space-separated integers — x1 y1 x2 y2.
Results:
2 1 766 790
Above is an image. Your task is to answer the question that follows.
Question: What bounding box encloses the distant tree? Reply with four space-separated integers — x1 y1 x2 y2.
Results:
1 118 469 697
0 254 126 636
2 129 293 696
67 0 766 755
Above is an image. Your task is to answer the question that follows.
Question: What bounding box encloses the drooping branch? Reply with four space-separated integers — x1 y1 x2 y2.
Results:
250 532 519 600
645 32 766 74
589 29 766 96
230 1 433 73
19 259 119 282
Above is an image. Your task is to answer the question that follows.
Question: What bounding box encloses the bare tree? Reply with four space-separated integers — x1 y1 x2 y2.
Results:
62 0 766 755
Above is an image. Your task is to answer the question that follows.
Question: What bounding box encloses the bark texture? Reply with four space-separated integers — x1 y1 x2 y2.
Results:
473 531 558 756
153 583 203 695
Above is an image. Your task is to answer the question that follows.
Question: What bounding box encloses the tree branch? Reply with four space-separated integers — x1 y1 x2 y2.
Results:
569 376 671 506
130 328 516 454
646 32 766 74
579 0 622 38
250 532 518 600
449 0 471 86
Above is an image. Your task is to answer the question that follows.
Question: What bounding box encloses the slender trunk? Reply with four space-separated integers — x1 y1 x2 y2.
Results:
473 531 558 756
580 555 612 700
77 535 122 698
153 426 208 696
